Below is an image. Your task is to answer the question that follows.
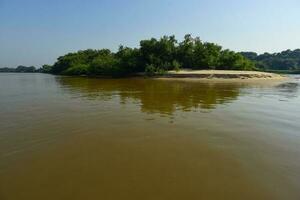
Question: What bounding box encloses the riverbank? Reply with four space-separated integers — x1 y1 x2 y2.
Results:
155 70 286 81
54 70 288 83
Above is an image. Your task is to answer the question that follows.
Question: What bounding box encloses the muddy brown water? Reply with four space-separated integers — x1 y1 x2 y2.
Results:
0 73 300 200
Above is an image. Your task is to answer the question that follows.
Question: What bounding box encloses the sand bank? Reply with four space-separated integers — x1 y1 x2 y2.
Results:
155 70 287 82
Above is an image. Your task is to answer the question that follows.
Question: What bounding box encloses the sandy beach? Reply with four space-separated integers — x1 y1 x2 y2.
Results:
156 69 287 81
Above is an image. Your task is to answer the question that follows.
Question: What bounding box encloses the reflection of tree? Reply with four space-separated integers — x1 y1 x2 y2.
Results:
56 77 242 115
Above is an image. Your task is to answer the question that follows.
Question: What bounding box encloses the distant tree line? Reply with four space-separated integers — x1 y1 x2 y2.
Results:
0 65 54 73
240 49 300 72
45 34 255 77
0 65 37 73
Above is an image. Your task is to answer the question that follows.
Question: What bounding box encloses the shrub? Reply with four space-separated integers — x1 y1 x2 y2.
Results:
145 64 156 76
63 64 89 75
172 60 181 71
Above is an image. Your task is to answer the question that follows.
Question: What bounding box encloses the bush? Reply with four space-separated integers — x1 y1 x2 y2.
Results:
156 68 166 75
145 64 156 76
89 54 119 76
63 64 89 75
172 60 181 71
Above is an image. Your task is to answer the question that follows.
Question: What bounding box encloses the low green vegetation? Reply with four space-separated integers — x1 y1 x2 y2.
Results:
46 34 255 77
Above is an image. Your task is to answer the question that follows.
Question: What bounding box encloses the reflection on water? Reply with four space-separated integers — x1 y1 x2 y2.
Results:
1 74 300 200
56 77 243 114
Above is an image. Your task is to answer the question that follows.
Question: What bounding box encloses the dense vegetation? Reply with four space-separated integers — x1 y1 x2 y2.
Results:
0 66 37 73
240 49 300 72
47 34 255 77
2 36 299 75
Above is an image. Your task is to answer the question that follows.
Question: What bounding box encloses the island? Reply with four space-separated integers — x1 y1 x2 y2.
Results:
3 34 298 80
45 35 254 77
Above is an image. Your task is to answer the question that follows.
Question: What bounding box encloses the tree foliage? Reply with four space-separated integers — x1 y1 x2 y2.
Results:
46 34 255 76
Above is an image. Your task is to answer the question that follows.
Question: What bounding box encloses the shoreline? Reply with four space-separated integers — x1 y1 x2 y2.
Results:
4 70 289 82
152 70 288 82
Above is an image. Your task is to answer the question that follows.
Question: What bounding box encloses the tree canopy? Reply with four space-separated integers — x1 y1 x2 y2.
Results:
46 34 255 77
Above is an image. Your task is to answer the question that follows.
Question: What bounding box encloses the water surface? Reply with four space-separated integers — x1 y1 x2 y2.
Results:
0 73 300 200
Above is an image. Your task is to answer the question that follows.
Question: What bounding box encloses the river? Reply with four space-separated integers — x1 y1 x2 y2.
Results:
0 73 300 199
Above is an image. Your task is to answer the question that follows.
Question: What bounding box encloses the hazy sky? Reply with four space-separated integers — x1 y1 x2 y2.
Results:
1 0 300 67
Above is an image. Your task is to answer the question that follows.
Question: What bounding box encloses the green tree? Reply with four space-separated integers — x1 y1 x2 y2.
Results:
47 34 257 76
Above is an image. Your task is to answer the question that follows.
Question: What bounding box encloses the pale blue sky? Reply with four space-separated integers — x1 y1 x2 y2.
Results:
1 0 300 67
